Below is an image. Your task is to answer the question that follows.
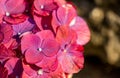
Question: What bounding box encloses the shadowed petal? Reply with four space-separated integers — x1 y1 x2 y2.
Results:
4 58 19 75
52 3 77 32
0 44 15 61
0 63 8 78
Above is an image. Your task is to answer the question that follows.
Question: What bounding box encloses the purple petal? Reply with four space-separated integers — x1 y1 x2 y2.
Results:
12 18 35 36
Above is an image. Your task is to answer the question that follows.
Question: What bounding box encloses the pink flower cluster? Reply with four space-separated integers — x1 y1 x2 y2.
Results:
0 0 90 78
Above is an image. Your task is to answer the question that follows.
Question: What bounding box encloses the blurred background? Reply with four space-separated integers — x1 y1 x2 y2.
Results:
67 0 120 78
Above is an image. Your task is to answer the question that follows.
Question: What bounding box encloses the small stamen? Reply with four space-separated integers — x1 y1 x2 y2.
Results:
6 12 10 16
38 69 43 75
18 32 21 35
40 5 44 9
63 49 67 53
38 48 42 52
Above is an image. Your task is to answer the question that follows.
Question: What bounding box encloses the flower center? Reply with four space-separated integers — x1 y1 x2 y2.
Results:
63 49 67 53
40 5 44 9
5 12 10 16
38 69 43 75
18 32 21 35
38 48 42 52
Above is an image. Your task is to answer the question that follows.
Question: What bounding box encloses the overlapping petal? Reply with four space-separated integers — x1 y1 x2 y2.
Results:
52 3 77 32
70 16 91 45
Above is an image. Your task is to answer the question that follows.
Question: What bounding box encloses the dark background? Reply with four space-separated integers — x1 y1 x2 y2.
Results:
68 0 120 78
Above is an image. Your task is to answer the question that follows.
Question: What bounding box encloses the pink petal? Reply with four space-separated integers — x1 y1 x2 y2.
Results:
36 30 54 40
52 3 77 32
5 0 26 14
58 51 83 74
25 48 44 64
56 26 77 45
0 63 8 78
54 0 66 6
23 63 51 78
34 0 57 16
58 44 84 74
36 56 57 69
70 16 91 45
42 39 59 57
0 23 13 43
21 34 41 54
50 63 65 78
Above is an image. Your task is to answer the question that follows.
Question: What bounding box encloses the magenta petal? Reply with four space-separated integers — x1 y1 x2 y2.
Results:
52 4 77 32
34 0 57 15
36 55 57 69
42 39 59 57
70 16 91 45
36 30 54 40
21 34 41 54
57 4 76 25
56 26 77 45
5 0 26 14
25 48 44 64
